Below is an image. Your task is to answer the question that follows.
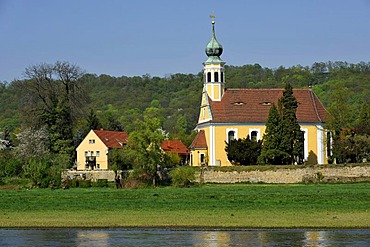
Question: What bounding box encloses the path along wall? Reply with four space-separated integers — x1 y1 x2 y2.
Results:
195 165 370 184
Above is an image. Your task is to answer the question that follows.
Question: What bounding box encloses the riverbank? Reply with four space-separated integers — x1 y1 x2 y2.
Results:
1 183 369 228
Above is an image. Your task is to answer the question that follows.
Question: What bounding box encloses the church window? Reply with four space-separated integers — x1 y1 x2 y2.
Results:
228 131 235 142
221 72 224 82
214 72 219 82
250 131 258 141
207 72 211 82
249 129 260 141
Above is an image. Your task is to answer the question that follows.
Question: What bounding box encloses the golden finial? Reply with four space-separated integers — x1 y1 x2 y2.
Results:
210 12 216 24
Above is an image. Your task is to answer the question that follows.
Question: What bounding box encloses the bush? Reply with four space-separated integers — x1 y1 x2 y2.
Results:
79 180 91 188
92 179 108 188
170 166 196 187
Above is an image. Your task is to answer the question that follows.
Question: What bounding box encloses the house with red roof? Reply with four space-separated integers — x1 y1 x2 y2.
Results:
189 20 329 166
76 129 190 170
161 140 190 164
76 129 128 170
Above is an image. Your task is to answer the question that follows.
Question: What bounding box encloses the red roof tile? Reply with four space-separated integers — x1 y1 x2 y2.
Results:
93 130 128 148
189 130 208 149
208 89 327 123
161 140 189 155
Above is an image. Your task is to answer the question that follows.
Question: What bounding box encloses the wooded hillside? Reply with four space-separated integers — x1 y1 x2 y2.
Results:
1 61 369 143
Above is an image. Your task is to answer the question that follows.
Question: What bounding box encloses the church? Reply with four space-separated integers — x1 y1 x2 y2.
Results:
189 19 329 166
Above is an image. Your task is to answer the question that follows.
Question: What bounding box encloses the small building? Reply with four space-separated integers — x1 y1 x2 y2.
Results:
161 140 190 164
76 129 128 171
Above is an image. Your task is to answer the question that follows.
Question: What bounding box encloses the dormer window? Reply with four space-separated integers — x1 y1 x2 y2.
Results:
233 102 244 106
261 101 272 106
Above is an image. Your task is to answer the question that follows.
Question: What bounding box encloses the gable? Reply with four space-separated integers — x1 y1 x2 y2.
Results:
207 89 328 123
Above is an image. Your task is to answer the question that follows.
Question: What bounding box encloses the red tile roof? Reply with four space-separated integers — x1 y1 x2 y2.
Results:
161 140 189 155
189 130 208 149
93 130 128 148
207 89 327 123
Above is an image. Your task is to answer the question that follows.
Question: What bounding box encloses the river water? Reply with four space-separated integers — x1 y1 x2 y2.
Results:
0 229 369 246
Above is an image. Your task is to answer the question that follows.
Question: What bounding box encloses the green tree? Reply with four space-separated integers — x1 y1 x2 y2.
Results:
125 114 166 186
86 109 102 131
258 104 290 164
279 83 304 164
225 135 261 165
356 100 370 135
259 84 304 165
20 61 87 162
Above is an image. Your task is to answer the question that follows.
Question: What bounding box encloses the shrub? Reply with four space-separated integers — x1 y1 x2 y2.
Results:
92 179 108 188
79 180 91 188
170 166 196 187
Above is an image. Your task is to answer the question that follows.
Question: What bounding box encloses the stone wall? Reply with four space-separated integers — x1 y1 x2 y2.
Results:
195 165 370 184
62 170 116 182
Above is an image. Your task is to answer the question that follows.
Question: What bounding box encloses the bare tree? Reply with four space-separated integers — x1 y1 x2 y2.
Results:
18 61 87 159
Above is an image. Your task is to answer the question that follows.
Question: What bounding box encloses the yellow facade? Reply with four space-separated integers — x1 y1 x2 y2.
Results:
193 123 328 166
76 130 109 171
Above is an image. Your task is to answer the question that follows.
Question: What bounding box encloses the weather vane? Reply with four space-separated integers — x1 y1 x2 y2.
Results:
210 12 216 24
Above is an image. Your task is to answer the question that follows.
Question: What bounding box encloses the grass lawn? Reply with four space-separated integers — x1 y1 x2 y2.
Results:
0 183 369 228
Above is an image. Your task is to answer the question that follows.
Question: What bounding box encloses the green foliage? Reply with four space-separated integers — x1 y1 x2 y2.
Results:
86 108 102 131
332 131 370 163
163 151 182 168
78 180 91 188
279 83 304 164
1 61 370 167
125 114 166 185
225 135 262 165
91 179 108 188
109 147 132 173
259 84 304 165
22 154 69 188
170 166 196 187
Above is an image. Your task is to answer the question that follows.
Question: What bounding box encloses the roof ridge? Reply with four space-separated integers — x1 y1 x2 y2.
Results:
309 89 322 122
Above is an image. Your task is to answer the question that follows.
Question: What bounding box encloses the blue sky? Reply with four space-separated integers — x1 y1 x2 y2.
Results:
1 0 370 82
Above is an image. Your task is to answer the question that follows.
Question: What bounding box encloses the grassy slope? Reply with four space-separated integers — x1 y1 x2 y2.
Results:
1 183 369 228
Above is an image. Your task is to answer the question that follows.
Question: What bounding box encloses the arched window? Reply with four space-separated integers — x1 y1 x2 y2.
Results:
207 72 211 82
221 72 224 82
228 131 235 143
214 72 219 82
251 131 258 141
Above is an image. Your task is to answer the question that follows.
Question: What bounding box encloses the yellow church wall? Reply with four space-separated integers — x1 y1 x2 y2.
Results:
198 123 327 166
76 130 109 171
301 124 328 164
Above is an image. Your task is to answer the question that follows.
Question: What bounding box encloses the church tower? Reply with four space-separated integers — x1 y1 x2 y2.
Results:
203 17 225 101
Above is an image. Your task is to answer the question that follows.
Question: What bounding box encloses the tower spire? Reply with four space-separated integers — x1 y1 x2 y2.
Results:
202 15 226 101
205 14 223 65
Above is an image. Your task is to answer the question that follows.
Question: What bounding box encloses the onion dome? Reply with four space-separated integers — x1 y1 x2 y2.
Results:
204 20 224 64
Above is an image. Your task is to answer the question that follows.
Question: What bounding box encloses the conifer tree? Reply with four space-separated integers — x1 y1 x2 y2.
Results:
259 83 304 165
279 83 304 164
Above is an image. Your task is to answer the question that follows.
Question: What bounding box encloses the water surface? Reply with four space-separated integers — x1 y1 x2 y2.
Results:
0 229 369 246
